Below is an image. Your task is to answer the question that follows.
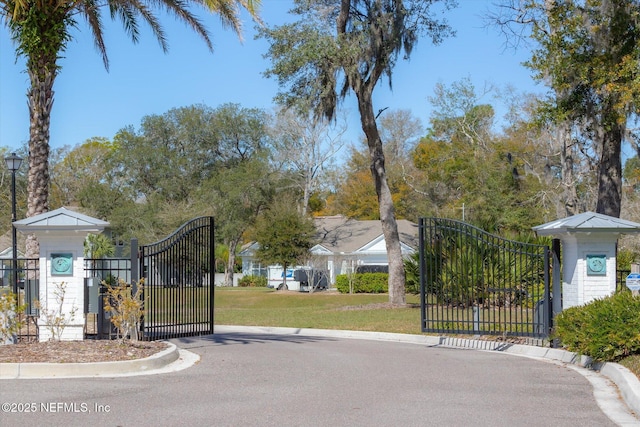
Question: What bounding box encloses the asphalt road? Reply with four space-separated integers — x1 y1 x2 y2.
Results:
0 331 635 427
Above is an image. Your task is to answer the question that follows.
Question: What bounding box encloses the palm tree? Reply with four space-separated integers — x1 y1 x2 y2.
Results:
1 0 260 258
84 233 115 259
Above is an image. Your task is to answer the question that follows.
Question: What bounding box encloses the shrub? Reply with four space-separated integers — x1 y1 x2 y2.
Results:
404 253 420 295
335 273 388 293
553 291 640 362
616 248 638 271
0 289 26 343
238 275 268 287
104 278 145 342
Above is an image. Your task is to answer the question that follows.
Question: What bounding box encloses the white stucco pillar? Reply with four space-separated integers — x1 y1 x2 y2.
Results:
14 207 109 342
558 233 617 309
533 212 640 311
35 232 87 341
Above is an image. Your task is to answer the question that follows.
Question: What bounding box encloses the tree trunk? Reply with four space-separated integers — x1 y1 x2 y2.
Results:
595 121 623 218
223 257 234 287
281 263 288 291
356 89 406 306
301 175 311 215
25 66 56 259
559 122 579 217
223 238 240 287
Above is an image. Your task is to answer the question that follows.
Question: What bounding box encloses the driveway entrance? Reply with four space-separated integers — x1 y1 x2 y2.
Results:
2 328 635 426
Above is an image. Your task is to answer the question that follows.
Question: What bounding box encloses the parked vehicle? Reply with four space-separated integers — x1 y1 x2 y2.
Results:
294 268 329 292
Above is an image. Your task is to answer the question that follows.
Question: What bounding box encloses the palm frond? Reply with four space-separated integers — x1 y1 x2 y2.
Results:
78 0 109 68
158 0 211 50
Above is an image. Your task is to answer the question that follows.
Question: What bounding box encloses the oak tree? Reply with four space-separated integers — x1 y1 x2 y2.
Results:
493 0 640 217
261 0 456 304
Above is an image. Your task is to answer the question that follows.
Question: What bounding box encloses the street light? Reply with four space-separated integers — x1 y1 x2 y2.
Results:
5 152 23 294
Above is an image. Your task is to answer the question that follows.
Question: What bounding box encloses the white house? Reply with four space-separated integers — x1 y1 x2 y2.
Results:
240 215 419 287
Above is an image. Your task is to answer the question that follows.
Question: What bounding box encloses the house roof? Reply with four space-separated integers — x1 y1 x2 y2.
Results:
533 211 640 236
312 215 418 254
239 215 419 257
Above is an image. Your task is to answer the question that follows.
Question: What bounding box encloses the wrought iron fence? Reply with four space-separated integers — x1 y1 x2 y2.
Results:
140 216 215 340
84 258 133 339
3 217 214 342
83 219 214 341
1 258 40 342
419 218 551 339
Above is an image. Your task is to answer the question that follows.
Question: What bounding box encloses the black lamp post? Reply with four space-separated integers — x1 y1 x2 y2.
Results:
5 153 23 294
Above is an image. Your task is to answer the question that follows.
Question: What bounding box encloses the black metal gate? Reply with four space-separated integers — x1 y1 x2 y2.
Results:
138 216 215 340
419 218 552 339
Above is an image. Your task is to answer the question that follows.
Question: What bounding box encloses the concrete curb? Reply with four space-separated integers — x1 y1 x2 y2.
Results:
599 362 640 417
214 325 640 417
0 341 180 379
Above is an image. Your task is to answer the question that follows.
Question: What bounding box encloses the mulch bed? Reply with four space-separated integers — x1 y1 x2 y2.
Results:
0 340 168 363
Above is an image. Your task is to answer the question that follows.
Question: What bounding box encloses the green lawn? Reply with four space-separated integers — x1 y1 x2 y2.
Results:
214 287 422 334
215 288 539 336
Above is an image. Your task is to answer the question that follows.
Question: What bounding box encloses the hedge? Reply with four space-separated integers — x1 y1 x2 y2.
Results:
335 273 388 293
553 291 640 362
238 275 268 287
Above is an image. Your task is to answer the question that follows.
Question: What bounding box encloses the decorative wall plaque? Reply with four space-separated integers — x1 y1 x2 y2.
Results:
51 253 73 276
586 254 607 276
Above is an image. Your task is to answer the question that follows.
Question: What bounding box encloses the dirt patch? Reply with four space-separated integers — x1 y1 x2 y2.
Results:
0 340 168 363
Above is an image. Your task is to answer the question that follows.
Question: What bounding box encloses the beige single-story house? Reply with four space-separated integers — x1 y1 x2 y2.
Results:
240 215 419 287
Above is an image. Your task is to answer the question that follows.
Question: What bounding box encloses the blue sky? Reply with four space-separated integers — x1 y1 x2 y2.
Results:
1 0 546 154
